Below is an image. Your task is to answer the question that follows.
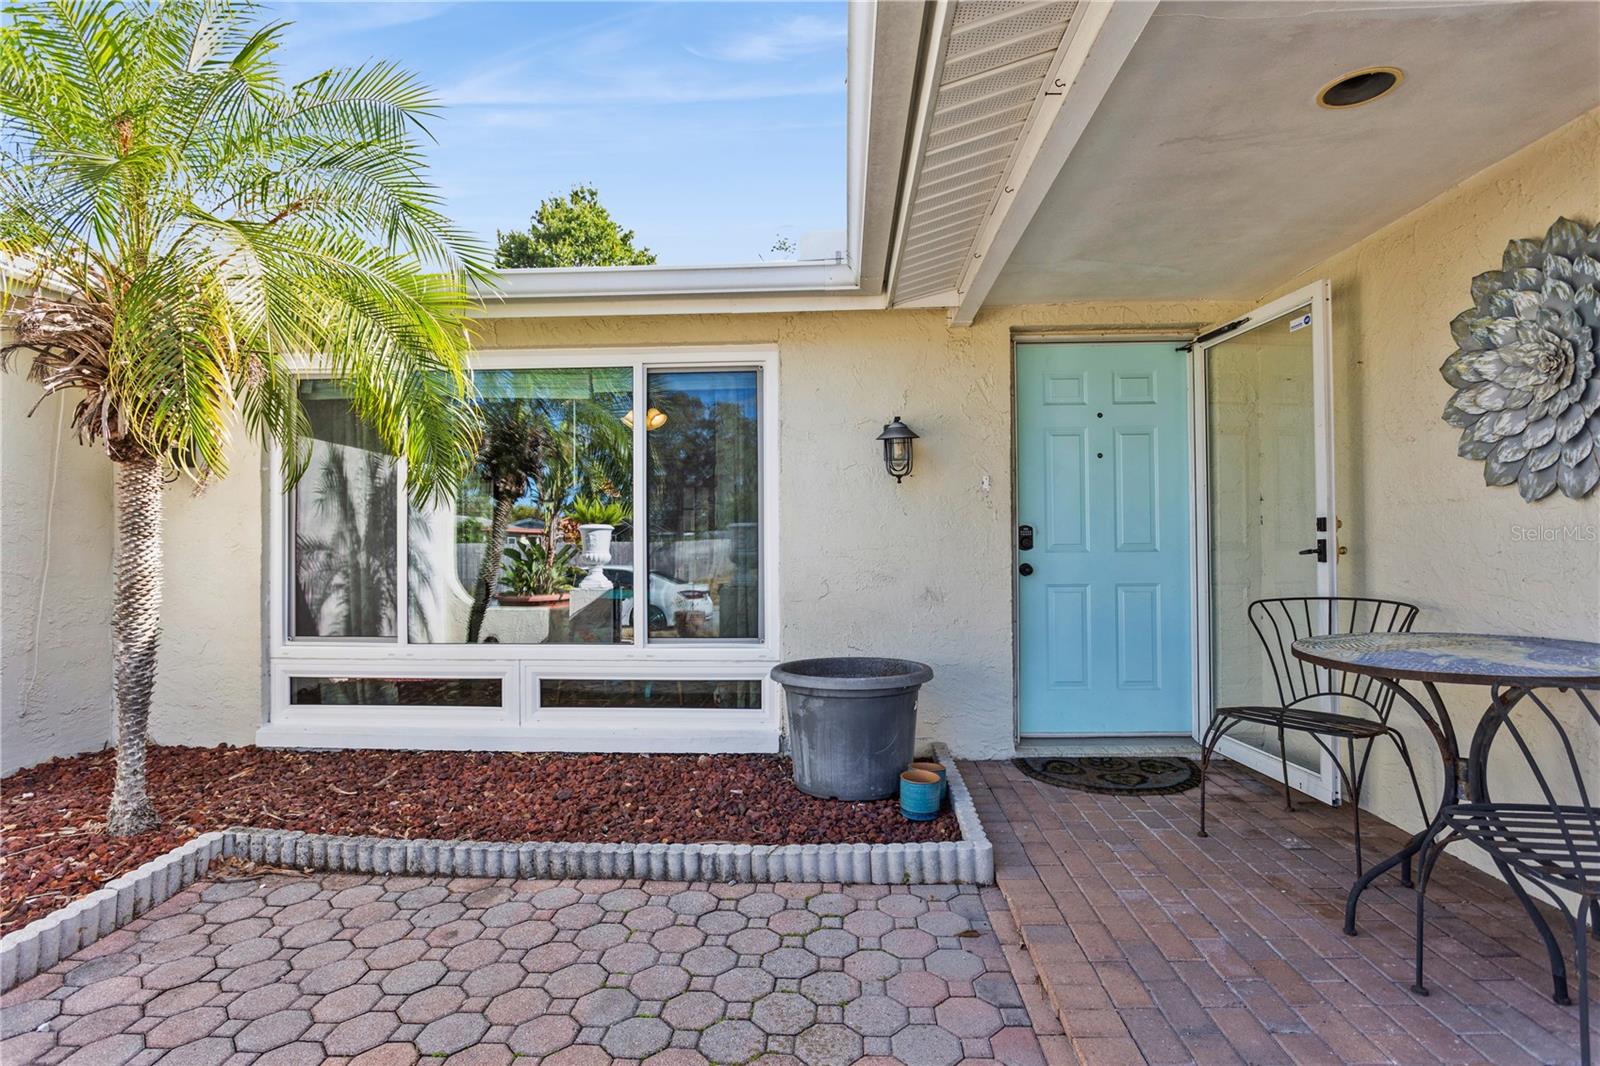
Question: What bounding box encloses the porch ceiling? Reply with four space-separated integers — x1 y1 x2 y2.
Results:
981 0 1600 307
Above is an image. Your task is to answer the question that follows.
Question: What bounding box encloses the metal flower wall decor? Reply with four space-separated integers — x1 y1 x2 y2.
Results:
1441 217 1600 501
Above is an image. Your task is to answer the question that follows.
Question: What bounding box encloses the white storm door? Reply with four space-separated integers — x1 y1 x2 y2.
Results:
1193 281 1341 804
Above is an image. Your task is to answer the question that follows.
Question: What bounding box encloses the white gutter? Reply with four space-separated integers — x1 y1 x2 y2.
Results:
845 0 876 279
0 253 69 298
480 259 859 304
469 288 892 320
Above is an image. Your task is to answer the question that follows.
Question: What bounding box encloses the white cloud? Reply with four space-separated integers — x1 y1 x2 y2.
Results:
442 70 840 108
272 1 456 40
470 109 558 130
688 13 846 63
439 11 842 111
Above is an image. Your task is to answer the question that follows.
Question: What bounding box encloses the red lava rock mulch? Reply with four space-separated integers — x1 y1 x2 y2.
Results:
0 744 959 934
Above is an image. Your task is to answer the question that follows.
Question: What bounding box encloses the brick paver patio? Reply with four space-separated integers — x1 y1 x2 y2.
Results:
0 872 1045 1066
5 756 1595 1065
967 757 1597 1065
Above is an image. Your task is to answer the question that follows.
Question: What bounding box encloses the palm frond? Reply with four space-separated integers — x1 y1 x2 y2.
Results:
0 0 488 492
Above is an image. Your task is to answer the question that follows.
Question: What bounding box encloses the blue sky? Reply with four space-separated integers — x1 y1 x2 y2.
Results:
265 1 848 265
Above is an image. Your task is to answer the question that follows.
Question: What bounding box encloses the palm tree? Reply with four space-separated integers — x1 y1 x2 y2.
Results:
0 0 487 835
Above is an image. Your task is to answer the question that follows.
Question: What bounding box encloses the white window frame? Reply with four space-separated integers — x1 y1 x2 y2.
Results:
271 659 523 730
263 344 781 751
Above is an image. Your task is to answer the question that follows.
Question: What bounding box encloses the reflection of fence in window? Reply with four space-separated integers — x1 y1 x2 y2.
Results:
539 678 761 710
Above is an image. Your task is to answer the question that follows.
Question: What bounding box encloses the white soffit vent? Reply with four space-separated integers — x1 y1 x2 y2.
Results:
894 0 1078 302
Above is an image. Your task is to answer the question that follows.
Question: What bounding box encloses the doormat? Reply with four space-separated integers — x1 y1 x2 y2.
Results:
1013 755 1202 795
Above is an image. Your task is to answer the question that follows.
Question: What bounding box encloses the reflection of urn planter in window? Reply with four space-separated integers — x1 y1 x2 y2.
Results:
577 524 614 590
569 496 629 591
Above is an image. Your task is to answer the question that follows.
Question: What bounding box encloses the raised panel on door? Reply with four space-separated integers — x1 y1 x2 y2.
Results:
1044 372 1087 406
1045 430 1089 552
1113 428 1159 552
1046 585 1090 689
1112 370 1157 405
1115 583 1162 689
1016 342 1192 737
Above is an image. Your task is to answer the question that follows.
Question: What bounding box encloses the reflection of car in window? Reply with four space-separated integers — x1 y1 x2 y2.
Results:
602 566 717 633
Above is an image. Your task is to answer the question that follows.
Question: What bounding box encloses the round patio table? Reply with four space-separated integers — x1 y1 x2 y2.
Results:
1291 632 1600 1001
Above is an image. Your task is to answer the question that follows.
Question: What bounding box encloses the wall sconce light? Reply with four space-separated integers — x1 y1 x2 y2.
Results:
622 407 668 431
876 417 918 482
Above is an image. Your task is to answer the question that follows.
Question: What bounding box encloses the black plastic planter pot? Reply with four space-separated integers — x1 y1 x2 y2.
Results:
771 657 935 801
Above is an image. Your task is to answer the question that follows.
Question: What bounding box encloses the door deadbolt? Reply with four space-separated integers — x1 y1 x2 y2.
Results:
1018 525 1034 551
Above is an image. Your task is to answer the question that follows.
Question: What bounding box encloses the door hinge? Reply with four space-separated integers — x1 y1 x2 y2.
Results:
1178 318 1249 353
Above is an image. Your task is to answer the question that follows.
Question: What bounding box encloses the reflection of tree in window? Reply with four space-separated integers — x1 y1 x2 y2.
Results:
651 396 757 530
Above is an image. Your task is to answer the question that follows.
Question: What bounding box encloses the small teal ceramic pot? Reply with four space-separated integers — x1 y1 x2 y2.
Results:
900 769 942 821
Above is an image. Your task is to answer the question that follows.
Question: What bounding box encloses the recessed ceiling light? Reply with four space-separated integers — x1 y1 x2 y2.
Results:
1317 67 1403 109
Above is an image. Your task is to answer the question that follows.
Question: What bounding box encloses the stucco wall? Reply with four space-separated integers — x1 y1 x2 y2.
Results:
1 368 114 775
1260 109 1600 850
141 300 1244 758
474 303 1247 758
148 434 266 749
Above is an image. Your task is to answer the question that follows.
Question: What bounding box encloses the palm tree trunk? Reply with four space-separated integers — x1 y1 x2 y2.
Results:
466 494 514 643
107 452 162 836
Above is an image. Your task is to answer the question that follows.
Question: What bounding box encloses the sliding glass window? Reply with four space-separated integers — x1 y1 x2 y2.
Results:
646 369 762 641
286 358 767 654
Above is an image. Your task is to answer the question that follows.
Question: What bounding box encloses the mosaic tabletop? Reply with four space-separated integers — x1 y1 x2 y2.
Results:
1292 632 1600 686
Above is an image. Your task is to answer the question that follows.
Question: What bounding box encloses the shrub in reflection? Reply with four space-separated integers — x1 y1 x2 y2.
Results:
500 538 582 601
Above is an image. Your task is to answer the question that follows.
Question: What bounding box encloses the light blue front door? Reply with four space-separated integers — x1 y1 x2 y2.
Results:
1016 343 1192 736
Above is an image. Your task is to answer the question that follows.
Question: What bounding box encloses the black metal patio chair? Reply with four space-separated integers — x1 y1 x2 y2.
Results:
1197 596 1429 875
1413 684 1600 1065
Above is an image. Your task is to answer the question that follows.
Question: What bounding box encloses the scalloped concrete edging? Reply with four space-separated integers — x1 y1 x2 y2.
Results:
0 745 989 992
0 830 230 993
